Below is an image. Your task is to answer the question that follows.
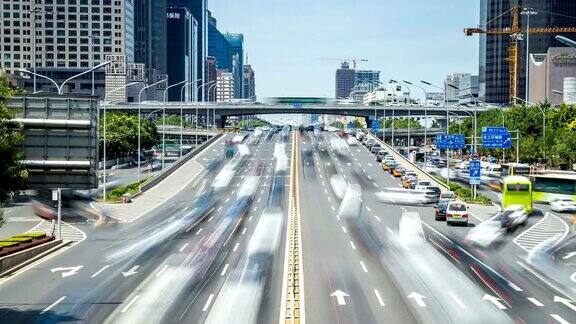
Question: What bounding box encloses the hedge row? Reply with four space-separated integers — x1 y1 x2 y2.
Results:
0 232 47 250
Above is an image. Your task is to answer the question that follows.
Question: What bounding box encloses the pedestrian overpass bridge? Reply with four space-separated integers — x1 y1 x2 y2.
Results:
106 102 486 128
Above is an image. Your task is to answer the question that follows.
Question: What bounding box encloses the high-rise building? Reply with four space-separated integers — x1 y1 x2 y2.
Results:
444 73 470 104
169 0 207 99
458 75 480 106
335 62 355 99
205 56 218 101
216 69 235 102
134 0 167 94
243 64 256 101
1 0 136 100
166 7 197 101
224 33 244 98
355 70 380 91
479 1 576 104
207 12 233 72
529 47 576 106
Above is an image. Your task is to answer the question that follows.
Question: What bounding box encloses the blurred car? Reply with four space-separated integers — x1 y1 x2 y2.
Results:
376 150 388 162
414 181 432 191
465 220 505 248
550 198 576 213
401 171 417 181
402 177 417 189
446 201 469 226
423 186 441 199
434 200 449 221
347 137 359 146
494 204 528 231
392 167 405 177
383 160 397 172
439 191 456 202
370 143 382 154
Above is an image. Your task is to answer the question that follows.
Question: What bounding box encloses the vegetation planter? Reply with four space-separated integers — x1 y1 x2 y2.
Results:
0 236 54 258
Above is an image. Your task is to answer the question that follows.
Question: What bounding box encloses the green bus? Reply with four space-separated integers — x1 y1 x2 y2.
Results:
501 176 533 214
531 173 576 203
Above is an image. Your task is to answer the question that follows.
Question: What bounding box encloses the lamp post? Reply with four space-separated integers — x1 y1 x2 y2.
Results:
404 81 429 166
556 35 576 48
28 7 44 94
136 79 167 185
207 81 219 130
162 80 190 170
196 80 216 141
514 96 546 162
17 61 111 95
102 81 143 202
179 79 202 158
521 9 538 104
552 89 576 103
88 34 111 96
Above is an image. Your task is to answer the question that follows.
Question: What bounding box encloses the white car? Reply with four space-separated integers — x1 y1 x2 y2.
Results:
347 136 359 146
493 204 528 231
465 220 505 248
550 198 576 213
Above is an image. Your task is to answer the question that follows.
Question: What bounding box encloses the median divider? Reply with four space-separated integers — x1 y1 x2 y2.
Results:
367 133 449 191
281 131 304 324
0 239 71 278
139 133 223 193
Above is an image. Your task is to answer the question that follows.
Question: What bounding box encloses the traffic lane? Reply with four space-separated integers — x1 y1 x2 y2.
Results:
168 136 289 323
301 138 416 324
0 136 234 320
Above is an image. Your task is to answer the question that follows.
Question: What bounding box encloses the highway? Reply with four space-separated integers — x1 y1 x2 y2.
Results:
0 129 575 323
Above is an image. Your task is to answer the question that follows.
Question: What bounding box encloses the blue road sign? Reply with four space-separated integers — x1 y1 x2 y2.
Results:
469 159 481 185
371 121 380 133
482 132 512 149
437 134 465 149
294 102 303 109
347 122 354 129
482 127 508 134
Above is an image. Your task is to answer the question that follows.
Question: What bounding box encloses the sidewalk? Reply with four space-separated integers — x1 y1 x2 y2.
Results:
94 157 204 223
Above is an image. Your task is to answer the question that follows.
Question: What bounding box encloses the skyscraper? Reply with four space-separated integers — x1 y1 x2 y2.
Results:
169 0 208 99
335 62 355 99
166 7 197 101
243 64 256 100
479 0 576 104
207 14 233 72
134 0 167 78
355 70 380 91
1 0 136 99
205 56 218 101
216 70 235 102
444 73 470 104
224 33 245 99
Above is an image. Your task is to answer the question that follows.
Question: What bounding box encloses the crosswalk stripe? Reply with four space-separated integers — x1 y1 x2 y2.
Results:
26 220 86 243
513 213 569 252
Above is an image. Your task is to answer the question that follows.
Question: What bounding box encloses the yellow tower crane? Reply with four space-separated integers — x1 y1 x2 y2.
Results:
465 4 576 104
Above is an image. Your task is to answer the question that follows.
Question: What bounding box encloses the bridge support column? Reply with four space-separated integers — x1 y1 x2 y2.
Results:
215 115 227 129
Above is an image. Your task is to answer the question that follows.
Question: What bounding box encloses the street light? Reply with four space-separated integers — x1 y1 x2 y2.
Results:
397 80 413 147
404 80 429 166
89 34 111 96
521 9 538 104
556 35 576 48
195 80 216 142
515 96 546 162
179 79 202 158
207 81 220 130
162 79 190 170
27 7 44 94
102 81 143 202
17 61 111 95
136 78 167 185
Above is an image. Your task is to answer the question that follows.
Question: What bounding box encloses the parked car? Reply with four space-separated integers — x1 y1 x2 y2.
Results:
550 198 576 213
376 150 388 162
434 200 449 221
446 201 469 226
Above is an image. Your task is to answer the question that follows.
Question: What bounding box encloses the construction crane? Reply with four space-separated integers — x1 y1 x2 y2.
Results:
318 57 368 69
465 4 576 103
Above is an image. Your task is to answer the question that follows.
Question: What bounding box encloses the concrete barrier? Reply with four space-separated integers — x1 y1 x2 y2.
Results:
0 239 71 277
140 133 224 193
367 133 449 191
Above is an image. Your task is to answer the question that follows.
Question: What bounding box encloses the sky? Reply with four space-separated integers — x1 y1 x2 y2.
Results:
210 0 480 100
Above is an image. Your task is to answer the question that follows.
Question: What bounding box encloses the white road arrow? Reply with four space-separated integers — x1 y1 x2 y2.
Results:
330 290 349 306
122 265 140 277
51 266 84 278
554 296 576 312
407 292 427 307
483 294 507 310
563 252 576 260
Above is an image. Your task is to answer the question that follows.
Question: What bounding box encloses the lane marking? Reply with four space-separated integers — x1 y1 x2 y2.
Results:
179 243 189 252
366 206 372 212
195 228 203 235
151 228 160 235
233 242 240 252
241 227 247 235
331 206 336 211
374 215 381 221
121 295 141 313
448 291 466 308
551 314 569 324
156 265 169 277
221 264 229 276
167 216 175 222
42 296 66 313
91 265 110 278
341 226 347 234
527 297 544 307
202 294 215 312
349 241 356 250
374 289 385 307
360 261 368 273
400 207 407 212
208 216 214 221
386 227 393 235
248 216 253 222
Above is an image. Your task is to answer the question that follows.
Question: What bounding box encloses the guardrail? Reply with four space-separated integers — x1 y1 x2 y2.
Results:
367 133 449 191
139 133 224 193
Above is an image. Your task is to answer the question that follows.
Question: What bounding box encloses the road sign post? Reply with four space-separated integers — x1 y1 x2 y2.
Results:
436 134 465 187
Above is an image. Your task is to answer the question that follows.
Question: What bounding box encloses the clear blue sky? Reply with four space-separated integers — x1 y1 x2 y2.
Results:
210 0 480 100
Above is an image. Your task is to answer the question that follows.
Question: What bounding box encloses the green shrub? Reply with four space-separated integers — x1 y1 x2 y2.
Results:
2 237 32 243
434 176 492 205
103 179 147 202
14 232 46 239
0 241 20 248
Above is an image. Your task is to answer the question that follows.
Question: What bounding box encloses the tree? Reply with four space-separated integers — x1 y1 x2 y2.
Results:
351 118 365 129
156 114 194 128
0 76 28 204
100 112 160 159
237 118 270 128
330 121 345 129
